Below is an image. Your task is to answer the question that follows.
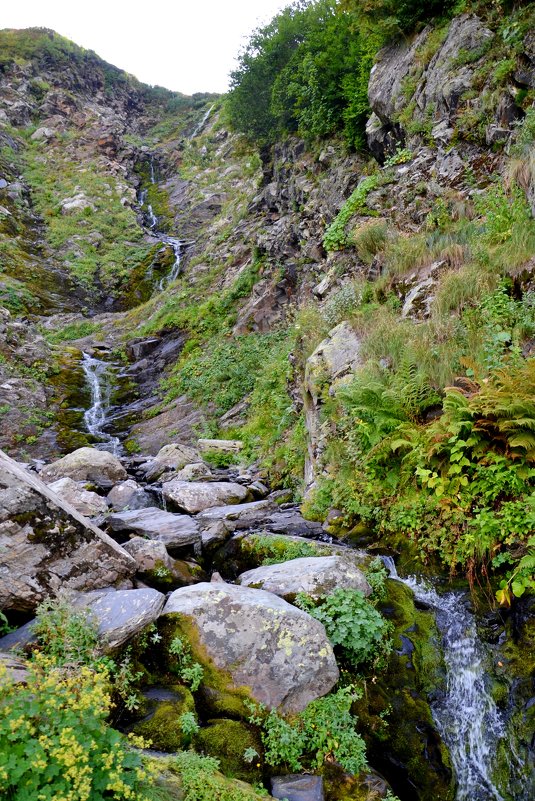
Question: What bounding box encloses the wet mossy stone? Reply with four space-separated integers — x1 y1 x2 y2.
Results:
194 719 263 783
131 685 195 751
352 579 453 801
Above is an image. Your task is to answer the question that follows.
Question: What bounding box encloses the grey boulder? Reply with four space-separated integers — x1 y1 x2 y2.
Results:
162 583 339 714
162 480 249 514
107 479 152 511
48 477 108 517
40 447 127 489
107 507 200 548
238 555 371 600
141 443 201 481
77 588 165 651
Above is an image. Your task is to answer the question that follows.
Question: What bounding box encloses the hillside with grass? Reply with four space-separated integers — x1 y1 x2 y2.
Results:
0 4 534 801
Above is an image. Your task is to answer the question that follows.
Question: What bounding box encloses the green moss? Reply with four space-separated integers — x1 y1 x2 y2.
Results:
159 615 254 719
132 687 195 751
194 719 263 783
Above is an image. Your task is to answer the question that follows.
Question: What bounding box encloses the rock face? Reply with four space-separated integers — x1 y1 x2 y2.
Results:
304 321 362 492
48 477 108 517
122 537 200 586
40 447 127 489
0 449 135 612
238 555 372 600
107 507 200 548
161 582 339 714
162 480 249 514
77 588 165 651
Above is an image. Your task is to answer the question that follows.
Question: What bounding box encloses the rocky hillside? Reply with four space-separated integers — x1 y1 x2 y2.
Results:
0 5 534 801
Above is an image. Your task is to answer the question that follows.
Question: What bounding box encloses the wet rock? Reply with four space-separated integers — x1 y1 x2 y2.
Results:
161 583 339 714
107 507 200 548
0 449 135 612
76 587 165 651
40 447 127 490
162 479 249 514
271 775 324 801
48 477 108 517
238 555 371 600
107 479 152 511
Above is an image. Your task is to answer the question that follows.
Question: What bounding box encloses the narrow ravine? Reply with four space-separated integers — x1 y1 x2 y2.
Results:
383 557 528 801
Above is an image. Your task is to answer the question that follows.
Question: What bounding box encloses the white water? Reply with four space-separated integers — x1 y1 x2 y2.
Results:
381 557 509 801
81 353 121 455
138 156 191 289
190 103 215 139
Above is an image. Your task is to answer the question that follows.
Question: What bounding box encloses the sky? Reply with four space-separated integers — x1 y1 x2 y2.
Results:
0 0 290 94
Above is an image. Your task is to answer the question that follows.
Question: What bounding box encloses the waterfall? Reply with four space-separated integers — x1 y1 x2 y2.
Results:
137 154 192 289
158 237 183 289
190 103 215 139
382 557 525 801
81 353 121 455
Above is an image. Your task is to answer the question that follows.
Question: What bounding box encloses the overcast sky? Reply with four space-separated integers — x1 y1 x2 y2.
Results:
1 0 290 94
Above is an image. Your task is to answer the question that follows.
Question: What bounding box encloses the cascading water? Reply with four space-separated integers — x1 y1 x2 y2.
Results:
382 557 527 801
190 103 215 139
138 155 191 289
81 353 121 455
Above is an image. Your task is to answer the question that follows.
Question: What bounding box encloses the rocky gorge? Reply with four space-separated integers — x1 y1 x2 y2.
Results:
0 6 534 801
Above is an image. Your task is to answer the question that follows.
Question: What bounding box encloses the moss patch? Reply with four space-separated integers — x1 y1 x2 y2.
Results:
194 719 263 783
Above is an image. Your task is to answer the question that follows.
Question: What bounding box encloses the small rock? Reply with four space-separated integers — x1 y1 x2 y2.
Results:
30 126 56 142
162 480 249 514
140 442 201 481
107 479 152 511
271 775 324 801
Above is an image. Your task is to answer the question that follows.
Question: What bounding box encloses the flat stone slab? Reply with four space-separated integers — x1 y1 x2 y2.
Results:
107 507 200 548
162 582 338 714
197 500 275 524
162 480 249 514
77 588 165 651
238 555 371 599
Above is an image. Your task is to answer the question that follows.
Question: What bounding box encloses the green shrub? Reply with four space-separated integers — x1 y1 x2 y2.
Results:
323 176 379 252
247 686 366 774
296 588 392 669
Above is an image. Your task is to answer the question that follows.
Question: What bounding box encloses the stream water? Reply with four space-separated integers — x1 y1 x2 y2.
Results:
138 156 190 290
81 353 121 456
382 557 527 801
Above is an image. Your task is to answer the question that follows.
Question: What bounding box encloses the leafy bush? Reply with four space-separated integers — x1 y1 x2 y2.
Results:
296 588 392 668
170 751 264 801
247 686 366 774
226 0 375 148
0 654 150 801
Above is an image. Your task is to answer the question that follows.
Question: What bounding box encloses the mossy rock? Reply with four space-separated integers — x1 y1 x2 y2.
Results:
352 579 453 801
322 763 391 800
158 615 254 720
131 686 195 751
194 719 263 783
